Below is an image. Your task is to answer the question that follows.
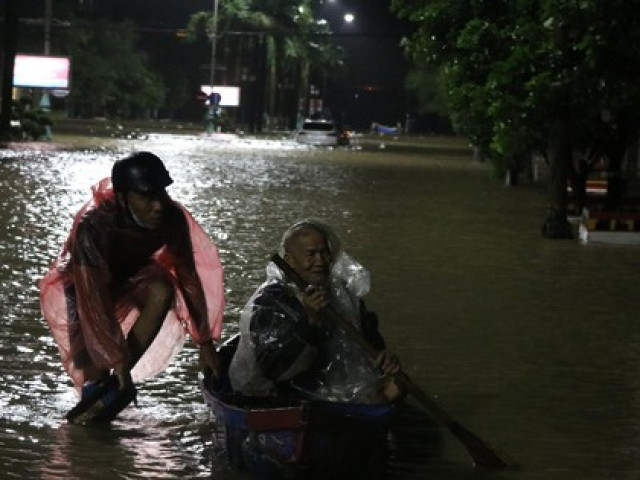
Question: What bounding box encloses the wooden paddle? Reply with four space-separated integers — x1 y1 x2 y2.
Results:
270 253 517 470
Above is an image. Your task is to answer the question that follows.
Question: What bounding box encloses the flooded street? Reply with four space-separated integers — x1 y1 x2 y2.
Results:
2 132 640 479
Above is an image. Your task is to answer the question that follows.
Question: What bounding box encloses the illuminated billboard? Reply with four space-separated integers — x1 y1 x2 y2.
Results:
200 85 240 107
13 54 71 89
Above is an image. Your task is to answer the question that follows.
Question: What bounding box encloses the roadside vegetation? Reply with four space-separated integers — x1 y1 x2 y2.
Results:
392 0 640 237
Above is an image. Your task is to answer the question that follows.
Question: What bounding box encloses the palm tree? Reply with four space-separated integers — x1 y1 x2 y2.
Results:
187 0 344 130
285 2 344 122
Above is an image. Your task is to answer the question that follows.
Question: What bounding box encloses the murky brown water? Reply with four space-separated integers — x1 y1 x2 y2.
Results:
2 132 640 479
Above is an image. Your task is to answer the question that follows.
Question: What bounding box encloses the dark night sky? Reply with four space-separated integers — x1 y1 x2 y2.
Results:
314 1 414 125
74 0 411 34
18 0 413 82
15 0 415 126
89 0 415 123
317 0 413 89
81 0 413 89
20 0 413 88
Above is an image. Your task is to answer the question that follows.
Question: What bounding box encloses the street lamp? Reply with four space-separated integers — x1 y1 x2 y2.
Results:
316 0 355 30
308 2 355 119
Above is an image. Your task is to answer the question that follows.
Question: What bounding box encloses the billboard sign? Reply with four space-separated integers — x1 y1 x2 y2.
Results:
13 54 71 89
200 85 240 107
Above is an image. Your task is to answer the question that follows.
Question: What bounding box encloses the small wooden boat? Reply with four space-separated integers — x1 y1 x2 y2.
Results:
199 335 398 479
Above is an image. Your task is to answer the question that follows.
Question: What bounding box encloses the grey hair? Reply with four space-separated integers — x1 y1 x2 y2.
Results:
278 218 342 258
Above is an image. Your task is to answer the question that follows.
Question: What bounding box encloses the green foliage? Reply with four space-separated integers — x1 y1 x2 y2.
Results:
10 98 53 140
404 67 448 116
60 20 166 118
391 0 640 179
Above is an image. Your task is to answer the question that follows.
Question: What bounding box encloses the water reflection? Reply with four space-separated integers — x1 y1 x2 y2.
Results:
39 415 216 479
3 133 640 479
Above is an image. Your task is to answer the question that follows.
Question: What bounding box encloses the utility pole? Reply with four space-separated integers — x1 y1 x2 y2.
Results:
44 0 52 55
206 0 220 134
0 0 19 138
39 0 53 139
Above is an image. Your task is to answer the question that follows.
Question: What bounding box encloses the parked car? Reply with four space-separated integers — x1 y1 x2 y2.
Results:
295 119 349 146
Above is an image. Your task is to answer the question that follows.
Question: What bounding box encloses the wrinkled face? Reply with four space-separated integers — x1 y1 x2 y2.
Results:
125 189 169 230
284 228 332 286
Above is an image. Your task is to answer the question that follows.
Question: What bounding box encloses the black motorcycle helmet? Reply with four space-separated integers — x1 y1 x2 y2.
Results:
111 151 173 194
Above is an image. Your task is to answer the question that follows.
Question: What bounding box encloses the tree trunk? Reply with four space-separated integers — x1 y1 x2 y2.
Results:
298 58 309 119
566 157 587 216
264 36 277 129
505 160 519 187
606 151 624 211
253 34 267 133
604 124 631 210
626 128 639 179
541 112 573 238
542 21 573 239
0 0 19 138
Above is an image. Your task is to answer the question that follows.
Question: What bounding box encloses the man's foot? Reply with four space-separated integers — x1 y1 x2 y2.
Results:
66 376 137 425
81 379 119 404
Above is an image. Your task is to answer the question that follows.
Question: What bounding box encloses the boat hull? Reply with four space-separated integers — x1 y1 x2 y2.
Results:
200 374 395 479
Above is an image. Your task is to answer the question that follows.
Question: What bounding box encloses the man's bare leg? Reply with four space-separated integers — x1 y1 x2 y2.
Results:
127 280 174 368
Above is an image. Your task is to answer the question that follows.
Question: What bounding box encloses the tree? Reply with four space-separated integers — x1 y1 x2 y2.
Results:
185 0 344 129
392 0 640 238
59 20 165 118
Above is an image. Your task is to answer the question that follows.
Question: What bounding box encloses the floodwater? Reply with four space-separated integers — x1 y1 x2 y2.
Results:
1 132 640 480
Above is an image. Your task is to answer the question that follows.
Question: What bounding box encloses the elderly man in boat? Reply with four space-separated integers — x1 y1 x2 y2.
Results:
229 219 403 404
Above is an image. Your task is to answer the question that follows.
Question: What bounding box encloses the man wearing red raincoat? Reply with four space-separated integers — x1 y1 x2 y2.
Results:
39 152 225 420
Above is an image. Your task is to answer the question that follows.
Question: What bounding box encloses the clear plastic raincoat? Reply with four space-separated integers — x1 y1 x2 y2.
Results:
229 222 387 403
39 178 225 391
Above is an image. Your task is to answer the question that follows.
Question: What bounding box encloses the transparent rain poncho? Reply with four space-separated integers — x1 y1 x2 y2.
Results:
229 221 388 404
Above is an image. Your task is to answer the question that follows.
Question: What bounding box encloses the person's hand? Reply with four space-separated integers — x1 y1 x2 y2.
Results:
113 362 134 392
375 351 405 402
381 376 406 403
375 349 401 376
302 285 328 326
199 341 222 379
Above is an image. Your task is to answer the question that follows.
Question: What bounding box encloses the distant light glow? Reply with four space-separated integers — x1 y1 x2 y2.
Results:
200 85 241 107
13 54 71 89
344 13 355 23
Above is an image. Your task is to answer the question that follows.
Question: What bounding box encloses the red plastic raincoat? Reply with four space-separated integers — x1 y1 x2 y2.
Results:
39 178 225 390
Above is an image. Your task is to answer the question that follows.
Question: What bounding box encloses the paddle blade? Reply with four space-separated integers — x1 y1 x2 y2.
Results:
395 372 518 470
446 418 518 470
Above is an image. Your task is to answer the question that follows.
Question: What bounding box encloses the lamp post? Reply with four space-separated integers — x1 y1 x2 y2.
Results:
310 2 355 121
206 0 220 134
40 0 53 139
